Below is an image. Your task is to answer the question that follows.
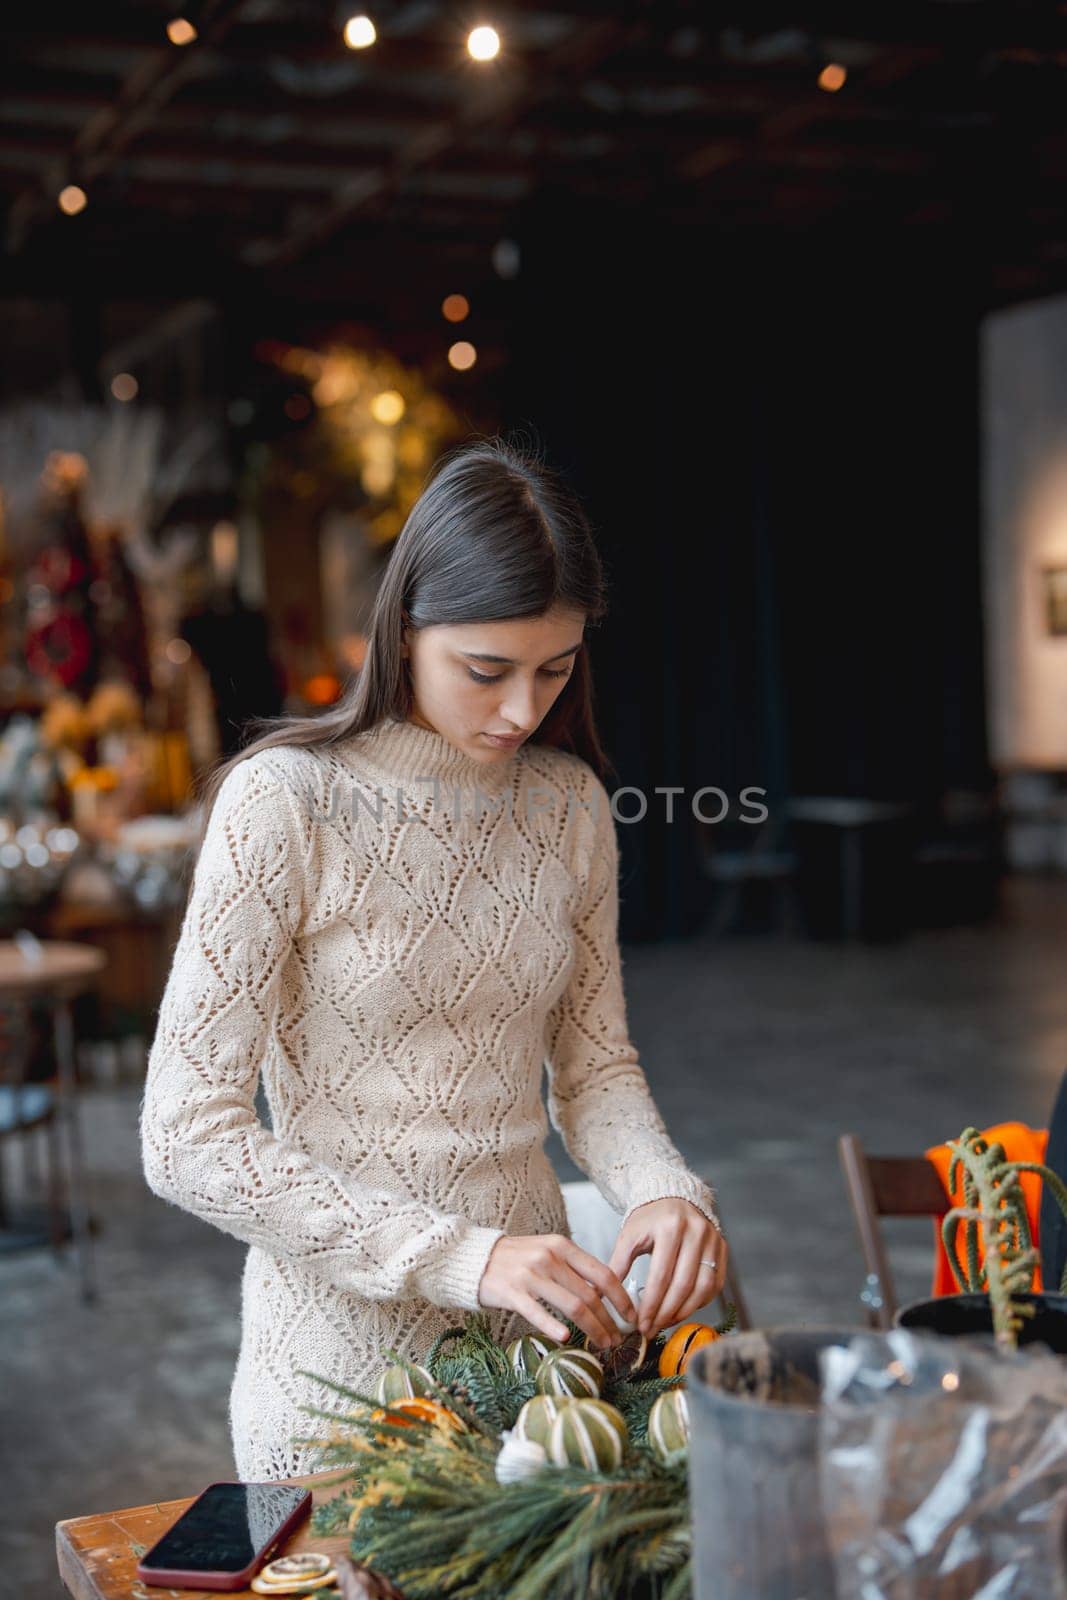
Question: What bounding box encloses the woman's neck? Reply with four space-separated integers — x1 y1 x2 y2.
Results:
340 714 522 792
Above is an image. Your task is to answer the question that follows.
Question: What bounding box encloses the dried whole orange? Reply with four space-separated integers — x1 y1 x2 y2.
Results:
657 1321 720 1378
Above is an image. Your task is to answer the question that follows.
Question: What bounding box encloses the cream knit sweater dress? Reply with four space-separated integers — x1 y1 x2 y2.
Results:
139 715 719 1480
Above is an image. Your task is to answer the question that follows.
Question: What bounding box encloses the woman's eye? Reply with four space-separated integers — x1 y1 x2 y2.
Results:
466 667 571 685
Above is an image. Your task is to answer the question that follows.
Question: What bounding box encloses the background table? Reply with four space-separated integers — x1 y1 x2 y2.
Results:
55 1471 353 1600
0 938 107 1300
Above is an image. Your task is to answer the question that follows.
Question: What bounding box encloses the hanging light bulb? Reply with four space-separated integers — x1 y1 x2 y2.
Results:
166 17 198 45
818 62 847 92
58 185 87 215
442 293 470 323
448 341 477 370
467 24 500 60
344 14 376 48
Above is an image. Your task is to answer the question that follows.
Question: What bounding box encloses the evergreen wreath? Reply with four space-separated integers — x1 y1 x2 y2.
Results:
291 1306 736 1600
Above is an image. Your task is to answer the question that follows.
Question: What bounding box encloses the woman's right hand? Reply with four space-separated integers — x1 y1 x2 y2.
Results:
477 1233 639 1349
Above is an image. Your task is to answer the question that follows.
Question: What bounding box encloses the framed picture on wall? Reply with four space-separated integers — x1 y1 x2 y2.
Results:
1041 565 1067 636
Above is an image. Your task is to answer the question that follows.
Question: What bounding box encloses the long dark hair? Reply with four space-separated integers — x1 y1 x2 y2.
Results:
193 432 615 848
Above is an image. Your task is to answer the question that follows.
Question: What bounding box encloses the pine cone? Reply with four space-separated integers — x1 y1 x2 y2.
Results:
334 1552 406 1600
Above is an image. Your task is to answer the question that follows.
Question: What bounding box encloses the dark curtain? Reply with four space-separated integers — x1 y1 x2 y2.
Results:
503 196 991 940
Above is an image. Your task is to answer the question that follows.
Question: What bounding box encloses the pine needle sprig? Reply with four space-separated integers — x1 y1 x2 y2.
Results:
296 1308 726 1597
343 1436 689 1600
608 1377 684 1444
425 1314 512 1376
377 1345 500 1439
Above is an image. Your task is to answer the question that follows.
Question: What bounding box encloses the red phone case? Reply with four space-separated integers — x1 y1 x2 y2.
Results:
135 1480 313 1591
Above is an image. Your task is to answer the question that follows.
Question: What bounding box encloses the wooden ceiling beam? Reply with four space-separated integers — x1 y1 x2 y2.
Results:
14 31 548 76
255 10 648 270
4 0 246 256
693 3 1067 55
677 44 942 187
10 4 1067 71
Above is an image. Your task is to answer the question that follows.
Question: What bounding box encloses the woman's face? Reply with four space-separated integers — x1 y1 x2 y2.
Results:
402 604 586 763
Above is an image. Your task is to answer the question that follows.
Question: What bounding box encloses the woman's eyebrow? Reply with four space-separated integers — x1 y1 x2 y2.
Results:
461 643 583 665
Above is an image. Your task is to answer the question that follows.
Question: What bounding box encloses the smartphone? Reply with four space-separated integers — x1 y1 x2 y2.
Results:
135 1480 313 1590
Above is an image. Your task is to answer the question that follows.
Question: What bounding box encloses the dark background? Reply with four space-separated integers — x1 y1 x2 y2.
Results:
3 1 1060 937
507 207 989 935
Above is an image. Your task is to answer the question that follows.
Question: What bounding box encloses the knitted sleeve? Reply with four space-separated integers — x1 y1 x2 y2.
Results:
139 752 504 1311
543 766 721 1235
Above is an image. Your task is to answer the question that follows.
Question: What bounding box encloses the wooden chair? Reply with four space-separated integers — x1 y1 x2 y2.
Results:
842 1071 1067 1326
837 1133 948 1328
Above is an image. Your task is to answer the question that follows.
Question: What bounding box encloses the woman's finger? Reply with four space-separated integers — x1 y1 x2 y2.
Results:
513 1289 571 1344
697 1228 729 1307
607 1226 650 1288
635 1222 684 1336
551 1255 628 1348
661 1278 724 1332
652 1229 712 1333
528 1268 620 1350
561 1239 639 1325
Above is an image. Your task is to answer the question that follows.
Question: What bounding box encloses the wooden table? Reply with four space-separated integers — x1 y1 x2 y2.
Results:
55 1471 355 1600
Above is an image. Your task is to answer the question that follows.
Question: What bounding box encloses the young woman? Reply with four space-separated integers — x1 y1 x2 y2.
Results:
140 435 727 1481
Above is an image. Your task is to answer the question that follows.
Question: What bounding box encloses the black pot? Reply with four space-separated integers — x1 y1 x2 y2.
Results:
895 1292 1067 1352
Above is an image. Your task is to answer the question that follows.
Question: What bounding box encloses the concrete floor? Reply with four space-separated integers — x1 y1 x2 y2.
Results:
4 875 1067 1597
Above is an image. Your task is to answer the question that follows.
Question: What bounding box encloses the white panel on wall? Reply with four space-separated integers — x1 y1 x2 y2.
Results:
983 290 1067 769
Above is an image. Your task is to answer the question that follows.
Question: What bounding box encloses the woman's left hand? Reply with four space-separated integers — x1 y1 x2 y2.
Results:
608 1198 729 1339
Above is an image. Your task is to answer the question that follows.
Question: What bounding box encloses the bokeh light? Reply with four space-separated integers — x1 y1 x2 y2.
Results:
370 389 405 424
58 185 87 216
448 341 477 371
166 17 197 45
344 15 376 48
467 25 500 60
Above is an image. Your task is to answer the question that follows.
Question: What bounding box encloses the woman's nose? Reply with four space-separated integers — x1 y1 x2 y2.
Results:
499 681 539 731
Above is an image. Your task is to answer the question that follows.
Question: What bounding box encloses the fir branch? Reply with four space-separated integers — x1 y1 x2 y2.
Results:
292 1370 382 1411
506 1497 683 1600
299 1311 706 1600
608 1377 684 1444
715 1301 738 1336
425 1326 472 1368
661 1559 692 1600
378 1346 499 1440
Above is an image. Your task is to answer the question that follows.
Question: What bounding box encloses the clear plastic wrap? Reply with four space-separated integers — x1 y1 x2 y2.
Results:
818 1329 1067 1599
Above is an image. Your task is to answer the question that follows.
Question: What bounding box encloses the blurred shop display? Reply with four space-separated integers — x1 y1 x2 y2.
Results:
0 403 227 776
0 405 224 1028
